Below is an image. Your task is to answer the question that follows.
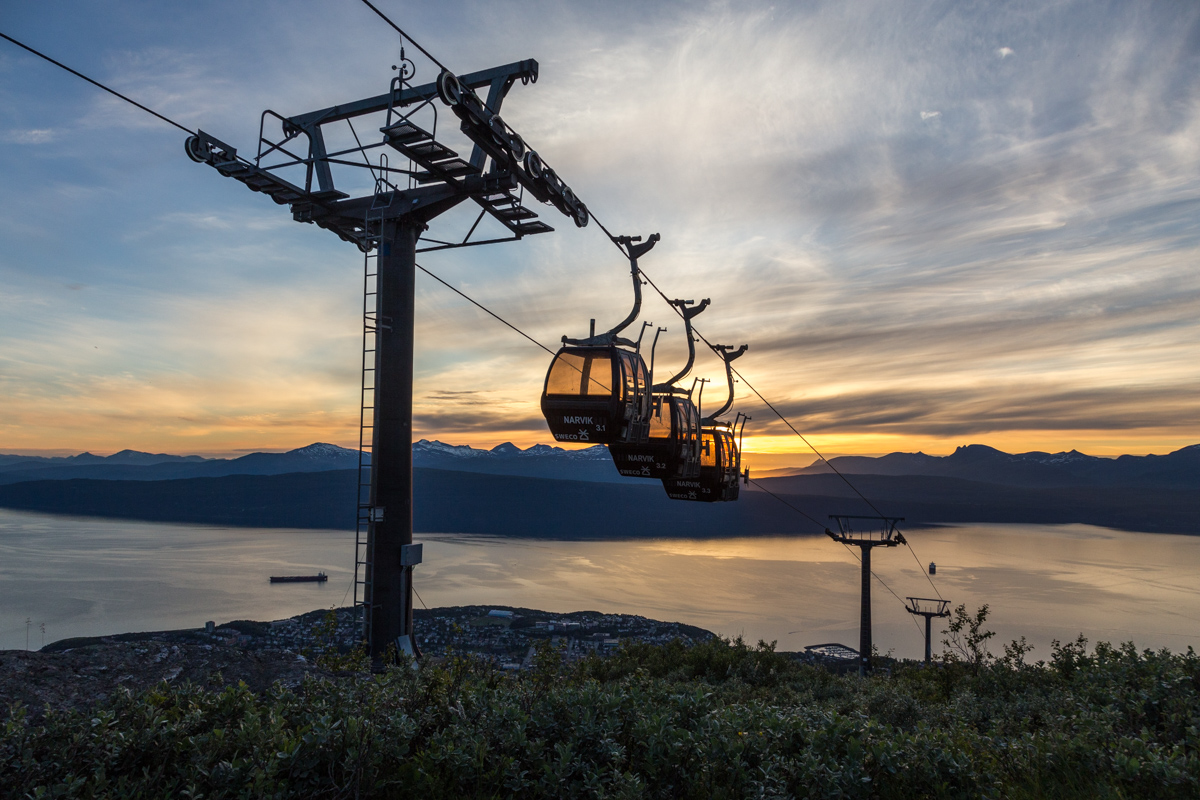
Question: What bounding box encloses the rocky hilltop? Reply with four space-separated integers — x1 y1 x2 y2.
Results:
0 606 714 719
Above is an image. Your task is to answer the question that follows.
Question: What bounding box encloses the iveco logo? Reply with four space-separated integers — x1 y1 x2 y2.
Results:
563 416 593 424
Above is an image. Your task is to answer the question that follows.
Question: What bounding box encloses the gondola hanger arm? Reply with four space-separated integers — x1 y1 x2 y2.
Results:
703 342 750 423
654 297 710 391
562 232 660 347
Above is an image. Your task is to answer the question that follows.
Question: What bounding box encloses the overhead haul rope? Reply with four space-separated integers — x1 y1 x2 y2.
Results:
357 0 450 73
415 261 926 635
417 266 555 355
0 31 195 135
587 213 945 602
361 0 922 603
2 19 945 614
426 257 930 635
746 475 925 635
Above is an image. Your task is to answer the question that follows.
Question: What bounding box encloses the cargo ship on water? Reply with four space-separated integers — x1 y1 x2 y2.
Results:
269 572 328 583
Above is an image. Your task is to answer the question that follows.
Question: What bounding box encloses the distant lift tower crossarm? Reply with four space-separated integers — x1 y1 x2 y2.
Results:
826 515 906 675
186 56 588 661
905 597 950 665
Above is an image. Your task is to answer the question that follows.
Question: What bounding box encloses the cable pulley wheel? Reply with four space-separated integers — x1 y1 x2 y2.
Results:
523 150 545 180
184 135 208 163
436 70 463 106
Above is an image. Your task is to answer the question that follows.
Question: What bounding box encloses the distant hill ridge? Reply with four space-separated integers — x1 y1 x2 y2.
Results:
2 441 1197 490
1 465 1197 534
0 449 209 468
1 441 1198 534
0 440 629 486
792 443 1200 489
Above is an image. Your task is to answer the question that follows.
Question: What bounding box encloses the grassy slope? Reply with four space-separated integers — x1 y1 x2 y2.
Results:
4 636 1198 798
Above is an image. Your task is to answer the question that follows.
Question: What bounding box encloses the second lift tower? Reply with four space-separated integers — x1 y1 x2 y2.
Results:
826 515 906 675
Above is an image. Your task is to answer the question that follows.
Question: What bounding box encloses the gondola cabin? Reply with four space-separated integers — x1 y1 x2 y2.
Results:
608 393 701 478
662 423 742 502
541 346 651 445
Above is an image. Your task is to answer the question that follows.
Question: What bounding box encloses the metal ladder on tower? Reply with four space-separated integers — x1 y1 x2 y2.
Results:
353 204 383 645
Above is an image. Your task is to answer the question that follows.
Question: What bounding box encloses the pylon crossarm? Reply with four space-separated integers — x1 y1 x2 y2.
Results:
905 597 950 617
187 58 572 255
828 514 906 544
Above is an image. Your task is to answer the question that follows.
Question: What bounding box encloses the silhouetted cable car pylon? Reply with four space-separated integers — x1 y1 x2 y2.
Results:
540 234 660 445
608 296 710 479
662 343 750 502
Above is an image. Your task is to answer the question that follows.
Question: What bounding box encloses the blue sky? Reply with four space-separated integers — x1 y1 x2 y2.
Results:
2 0 1198 463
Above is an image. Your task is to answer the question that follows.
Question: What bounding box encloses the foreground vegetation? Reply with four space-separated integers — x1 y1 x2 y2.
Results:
3 630 1199 798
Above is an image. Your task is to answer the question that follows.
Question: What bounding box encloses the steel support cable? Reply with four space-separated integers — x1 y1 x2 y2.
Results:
8 17 946 610
410 262 909 622
727 362 943 603
412 260 926 642
414 253 934 639
745 476 825 530
590 211 948 605
416 263 635 401
748 477 925 636
329 4 926 587
345 118 379 183
357 0 449 73
903 536 944 601
593 211 888 512
326 6 919 602
416 264 554 355
413 260 909 619
0 31 195 135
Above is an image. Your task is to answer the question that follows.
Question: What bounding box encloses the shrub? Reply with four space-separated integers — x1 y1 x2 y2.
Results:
3 636 1198 798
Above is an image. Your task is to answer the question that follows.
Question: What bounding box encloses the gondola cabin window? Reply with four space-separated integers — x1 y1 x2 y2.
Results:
618 352 648 405
546 351 614 396
715 430 738 473
700 432 718 468
682 402 699 451
649 397 671 439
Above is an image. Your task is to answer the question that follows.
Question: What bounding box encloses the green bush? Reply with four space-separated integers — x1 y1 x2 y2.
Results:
3 636 1198 798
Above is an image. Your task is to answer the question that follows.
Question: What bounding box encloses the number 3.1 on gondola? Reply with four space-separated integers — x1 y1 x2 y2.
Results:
540 234 659 445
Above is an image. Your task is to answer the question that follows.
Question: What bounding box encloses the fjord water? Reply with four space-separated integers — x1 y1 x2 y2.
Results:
1 508 1198 659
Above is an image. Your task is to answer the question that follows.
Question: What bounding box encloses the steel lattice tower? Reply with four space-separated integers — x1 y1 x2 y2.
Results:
186 53 590 660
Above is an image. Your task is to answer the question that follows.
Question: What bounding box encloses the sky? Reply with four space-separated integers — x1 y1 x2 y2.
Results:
1 0 1198 465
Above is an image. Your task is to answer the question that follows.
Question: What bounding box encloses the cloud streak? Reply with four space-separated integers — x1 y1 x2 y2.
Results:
1 0 1198 457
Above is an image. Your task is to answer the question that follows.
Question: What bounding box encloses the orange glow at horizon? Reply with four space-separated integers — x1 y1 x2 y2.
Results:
4 421 1196 462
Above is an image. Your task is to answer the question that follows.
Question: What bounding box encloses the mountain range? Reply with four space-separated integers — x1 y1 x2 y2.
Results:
0 441 1196 534
787 443 1200 489
0 440 634 486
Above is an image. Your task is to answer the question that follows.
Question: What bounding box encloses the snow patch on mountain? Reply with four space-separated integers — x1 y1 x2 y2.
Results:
288 443 359 460
414 440 487 458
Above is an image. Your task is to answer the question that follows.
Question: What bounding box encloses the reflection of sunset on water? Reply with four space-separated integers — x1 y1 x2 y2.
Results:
3 509 1198 659
417 525 1200 660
